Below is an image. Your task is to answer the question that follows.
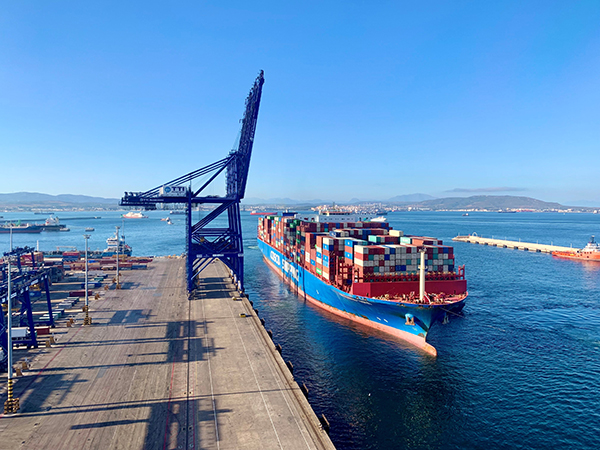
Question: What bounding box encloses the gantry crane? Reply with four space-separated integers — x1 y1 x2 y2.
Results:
120 71 264 293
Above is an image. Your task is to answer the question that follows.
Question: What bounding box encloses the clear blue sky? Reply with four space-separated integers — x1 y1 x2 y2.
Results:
1 1 599 205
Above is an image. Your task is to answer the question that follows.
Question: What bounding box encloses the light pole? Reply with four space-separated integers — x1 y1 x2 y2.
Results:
83 234 91 325
115 226 120 289
3 257 19 413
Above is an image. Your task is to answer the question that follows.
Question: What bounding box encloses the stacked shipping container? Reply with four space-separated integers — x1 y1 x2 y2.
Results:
258 216 458 286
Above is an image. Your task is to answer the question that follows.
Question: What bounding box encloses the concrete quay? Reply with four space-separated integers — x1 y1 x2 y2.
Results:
0 258 335 450
452 235 580 253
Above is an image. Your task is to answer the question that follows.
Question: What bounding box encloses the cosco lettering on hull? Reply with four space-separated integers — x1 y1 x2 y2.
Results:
270 251 281 267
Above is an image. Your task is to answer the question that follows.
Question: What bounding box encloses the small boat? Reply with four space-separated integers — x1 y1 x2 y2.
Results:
370 216 387 222
161 217 170 222
122 211 148 219
166 218 173 225
462 213 469 216
250 211 277 215
169 210 186 215
552 236 600 262
85 227 95 232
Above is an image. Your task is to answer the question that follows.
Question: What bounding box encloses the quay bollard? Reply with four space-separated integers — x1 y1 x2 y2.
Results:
260 318 265 326
267 329 273 339
286 360 294 374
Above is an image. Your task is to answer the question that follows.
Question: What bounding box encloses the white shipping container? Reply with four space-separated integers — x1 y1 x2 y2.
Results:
11 327 29 339
389 230 404 237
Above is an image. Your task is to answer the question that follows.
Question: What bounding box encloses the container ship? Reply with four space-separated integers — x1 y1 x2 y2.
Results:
257 211 467 355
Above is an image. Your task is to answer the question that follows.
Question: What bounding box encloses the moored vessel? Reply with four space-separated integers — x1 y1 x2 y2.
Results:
0 223 42 233
103 232 132 256
39 215 69 231
257 211 467 355
552 236 600 262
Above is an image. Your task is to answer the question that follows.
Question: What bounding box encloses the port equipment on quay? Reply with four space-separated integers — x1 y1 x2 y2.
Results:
0 257 335 450
121 70 265 294
452 235 580 253
2 247 57 371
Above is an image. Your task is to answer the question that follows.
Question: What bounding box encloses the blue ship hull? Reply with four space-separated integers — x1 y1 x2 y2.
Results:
258 239 465 355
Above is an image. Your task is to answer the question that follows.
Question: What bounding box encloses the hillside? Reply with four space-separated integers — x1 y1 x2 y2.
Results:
416 195 565 210
0 192 119 209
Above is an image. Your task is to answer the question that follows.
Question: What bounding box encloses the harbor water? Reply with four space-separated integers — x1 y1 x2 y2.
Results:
2 210 599 449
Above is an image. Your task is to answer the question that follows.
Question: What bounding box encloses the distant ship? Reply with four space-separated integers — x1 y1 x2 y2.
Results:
122 211 148 219
103 232 132 256
0 223 42 234
169 210 186 215
39 215 69 232
552 236 600 262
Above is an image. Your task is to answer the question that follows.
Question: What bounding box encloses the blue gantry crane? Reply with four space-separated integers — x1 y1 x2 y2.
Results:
120 71 264 293
1 247 56 371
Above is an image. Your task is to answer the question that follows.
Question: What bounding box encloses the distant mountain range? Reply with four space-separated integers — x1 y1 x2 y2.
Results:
1 192 596 211
416 195 567 210
0 192 119 207
243 193 436 205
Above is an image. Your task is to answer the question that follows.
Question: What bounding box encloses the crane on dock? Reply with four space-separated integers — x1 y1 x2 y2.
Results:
1 247 56 372
120 71 265 293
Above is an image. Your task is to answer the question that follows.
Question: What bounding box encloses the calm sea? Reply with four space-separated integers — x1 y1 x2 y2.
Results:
2 210 599 449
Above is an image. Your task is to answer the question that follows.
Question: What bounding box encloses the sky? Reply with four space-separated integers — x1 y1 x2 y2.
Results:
1 1 600 205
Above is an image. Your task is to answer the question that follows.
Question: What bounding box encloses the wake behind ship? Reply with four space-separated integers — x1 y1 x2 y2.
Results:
257 211 468 355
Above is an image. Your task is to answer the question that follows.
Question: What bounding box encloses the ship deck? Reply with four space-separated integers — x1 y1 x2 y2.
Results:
0 258 334 450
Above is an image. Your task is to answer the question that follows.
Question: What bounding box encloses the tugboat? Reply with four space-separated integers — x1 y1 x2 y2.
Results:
552 236 600 262
103 232 132 256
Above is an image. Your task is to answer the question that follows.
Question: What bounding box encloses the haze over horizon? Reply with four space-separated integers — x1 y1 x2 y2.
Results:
1 2 599 205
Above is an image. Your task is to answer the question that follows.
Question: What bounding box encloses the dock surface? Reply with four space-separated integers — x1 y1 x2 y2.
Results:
452 235 579 253
0 258 334 450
